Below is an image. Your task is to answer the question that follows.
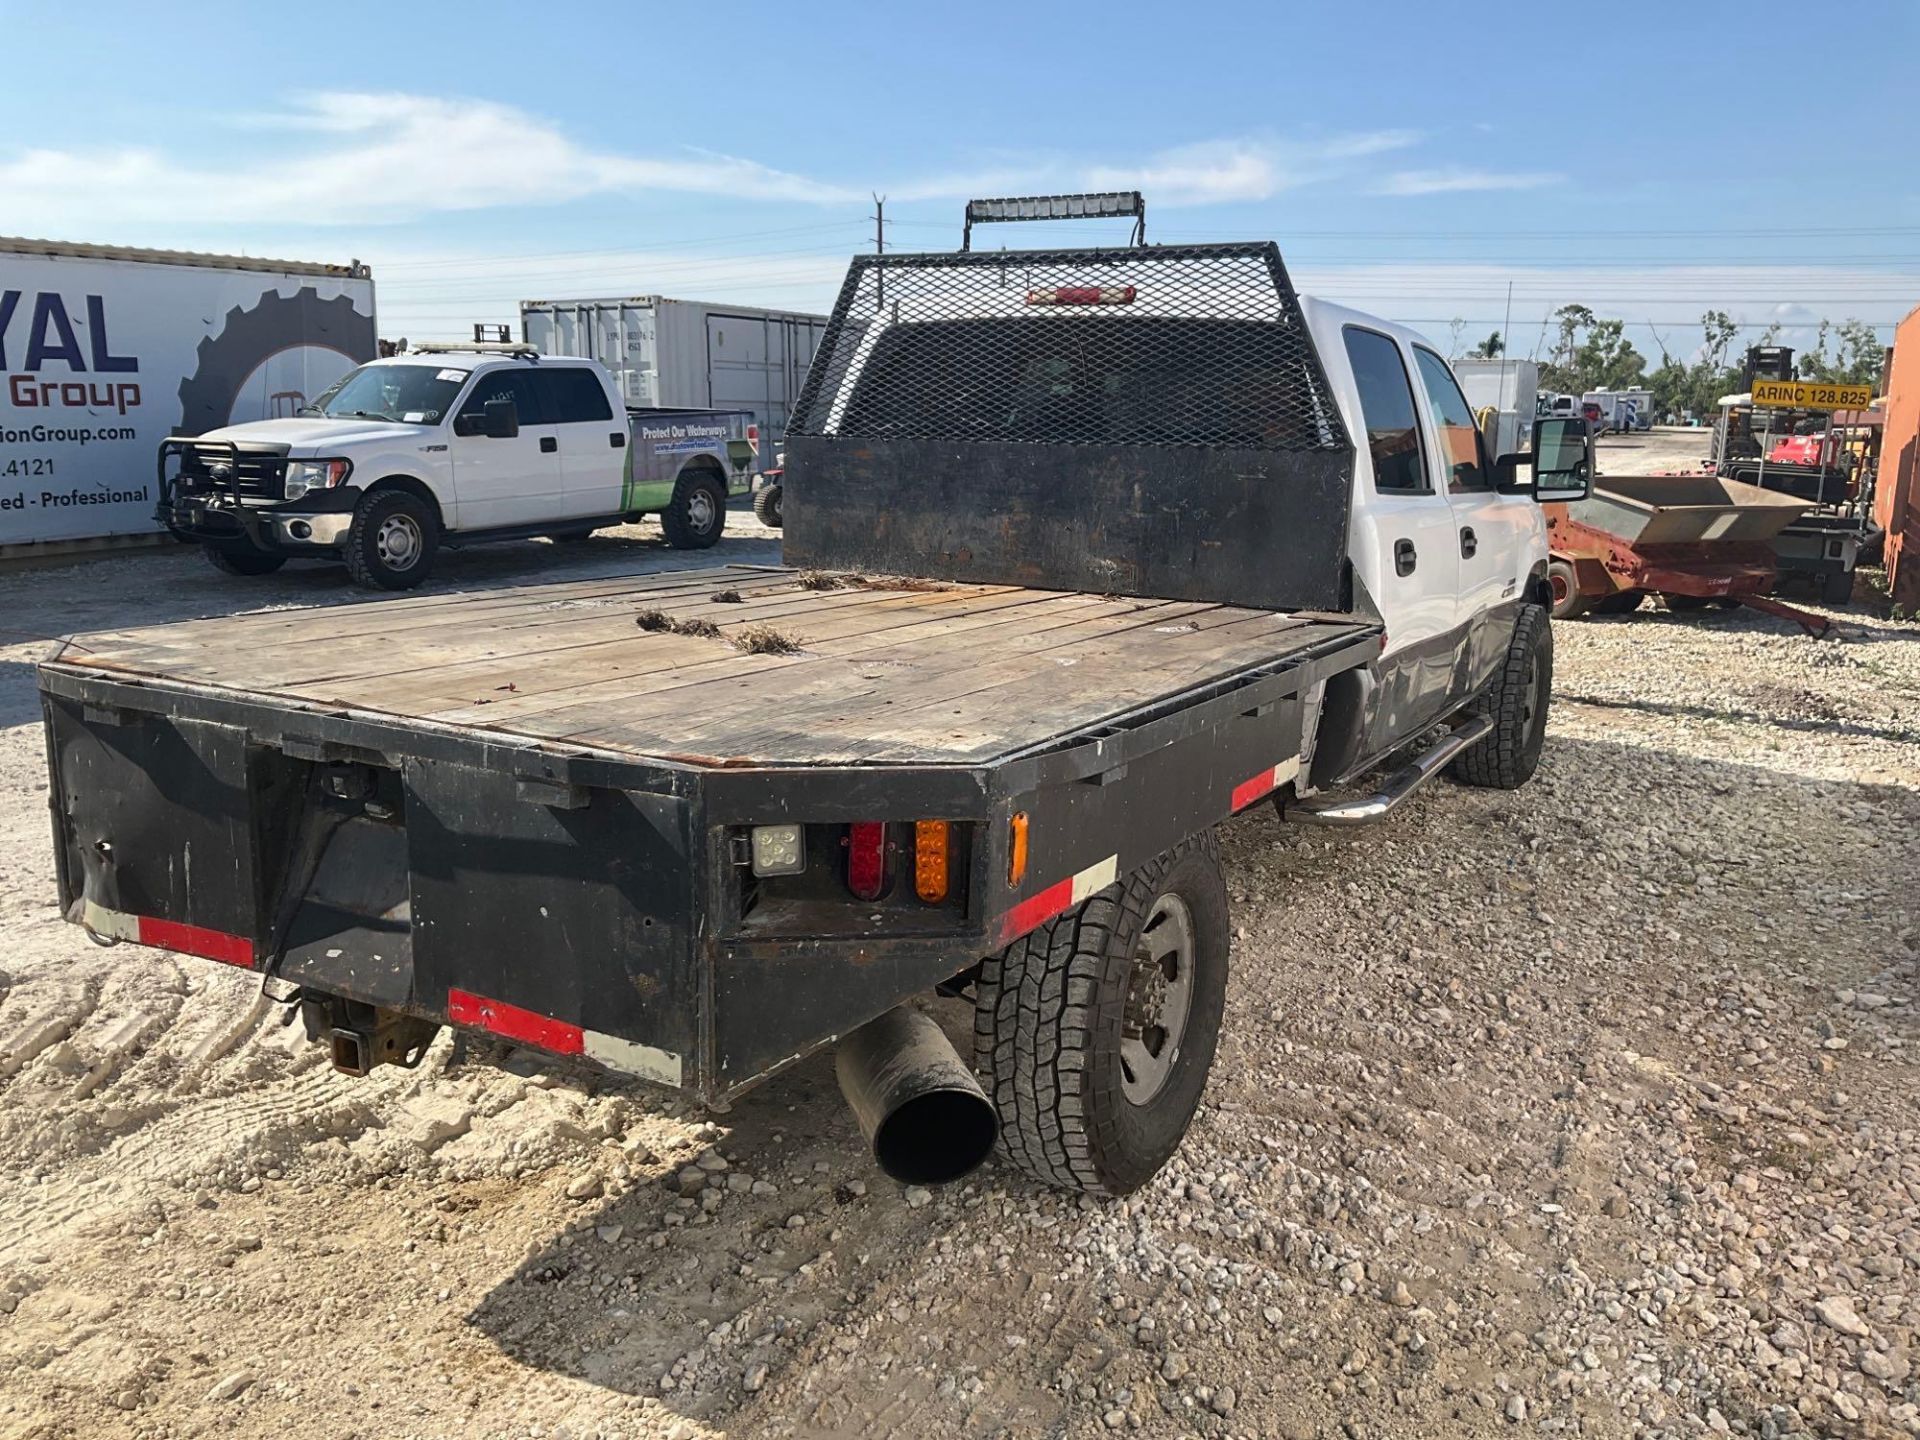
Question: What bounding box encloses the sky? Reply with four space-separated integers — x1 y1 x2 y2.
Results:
4 0 1918 365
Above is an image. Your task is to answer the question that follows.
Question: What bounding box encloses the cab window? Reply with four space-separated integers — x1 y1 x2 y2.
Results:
537 367 614 424
1341 327 1428 494
1411 348 1491 493
456 370 549 427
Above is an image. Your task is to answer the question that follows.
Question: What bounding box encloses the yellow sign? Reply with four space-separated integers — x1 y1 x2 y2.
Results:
1751 379 1873 411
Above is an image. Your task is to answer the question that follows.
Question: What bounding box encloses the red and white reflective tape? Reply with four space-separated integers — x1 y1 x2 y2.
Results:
82 899 254 968
1230 755 1302 813
997 853 1118 946
447 987 683 1088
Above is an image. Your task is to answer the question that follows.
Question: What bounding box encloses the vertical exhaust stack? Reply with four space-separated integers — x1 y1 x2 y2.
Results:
835 1007 998 1186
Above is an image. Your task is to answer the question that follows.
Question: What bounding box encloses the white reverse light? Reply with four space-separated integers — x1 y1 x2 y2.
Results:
750 823 805 877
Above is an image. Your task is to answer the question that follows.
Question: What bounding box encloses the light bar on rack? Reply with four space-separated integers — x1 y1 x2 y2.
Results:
962 191 1146 249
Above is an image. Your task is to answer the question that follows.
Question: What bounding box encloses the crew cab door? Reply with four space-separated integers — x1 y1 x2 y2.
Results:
1409 347 1534 690
1340 325 1461 738
533 366 628 519
449 370 563 529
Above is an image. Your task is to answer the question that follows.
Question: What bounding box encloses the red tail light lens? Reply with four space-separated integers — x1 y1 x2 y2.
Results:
846 822 887 901
746 423 761 455
1024 285 1137 307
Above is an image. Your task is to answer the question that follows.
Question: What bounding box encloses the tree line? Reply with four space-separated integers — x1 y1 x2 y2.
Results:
1451 307 1885 419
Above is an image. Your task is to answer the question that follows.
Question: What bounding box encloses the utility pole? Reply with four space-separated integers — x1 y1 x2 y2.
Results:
871 193 887 308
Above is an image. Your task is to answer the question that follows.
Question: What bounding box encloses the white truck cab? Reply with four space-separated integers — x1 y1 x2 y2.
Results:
1291 299 1585 792
158 344 758 589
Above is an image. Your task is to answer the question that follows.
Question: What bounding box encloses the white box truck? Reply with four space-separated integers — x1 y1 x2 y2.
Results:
0 237 375 552
519 297 826 450
1454 358 1540 461
1582 388 1653 432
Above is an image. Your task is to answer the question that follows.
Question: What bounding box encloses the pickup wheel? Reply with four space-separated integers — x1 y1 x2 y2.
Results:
661 472 727 550
1547 559 1590 619
343 490 438 591
1450 602 1551 791
753 481 784 528
973 832 1228 1196
203 541 286 577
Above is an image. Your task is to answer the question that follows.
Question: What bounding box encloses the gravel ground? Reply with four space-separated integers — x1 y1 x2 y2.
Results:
0 466 1915 1440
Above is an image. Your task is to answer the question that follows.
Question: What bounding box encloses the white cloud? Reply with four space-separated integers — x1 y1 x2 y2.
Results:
1086 132 1421 206
1373 167 1563 195
1 94 1428 234
0 92 860 231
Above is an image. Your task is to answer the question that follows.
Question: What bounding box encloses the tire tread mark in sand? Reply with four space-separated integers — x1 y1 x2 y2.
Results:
0 1064 390 1259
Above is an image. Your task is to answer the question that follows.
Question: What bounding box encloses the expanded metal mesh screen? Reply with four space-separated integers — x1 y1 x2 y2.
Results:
789 243 1348 453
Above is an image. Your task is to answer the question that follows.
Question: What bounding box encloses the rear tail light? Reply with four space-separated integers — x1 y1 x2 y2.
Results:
913 821 950 903
746 423 761 455
1025 286 1137 307
846 822 887 901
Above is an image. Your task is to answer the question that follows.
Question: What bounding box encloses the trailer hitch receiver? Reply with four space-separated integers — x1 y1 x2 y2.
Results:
299 993 439 1076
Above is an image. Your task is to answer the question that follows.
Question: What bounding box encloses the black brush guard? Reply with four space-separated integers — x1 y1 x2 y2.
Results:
156 438 289 545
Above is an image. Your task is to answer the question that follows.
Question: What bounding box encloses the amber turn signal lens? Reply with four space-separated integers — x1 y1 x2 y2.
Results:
1008 812 1029 888
913 820 949 903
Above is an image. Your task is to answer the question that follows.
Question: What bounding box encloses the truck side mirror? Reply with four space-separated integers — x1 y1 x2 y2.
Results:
484 397 520 440
1532 416 1594 503
1495 416 1594 504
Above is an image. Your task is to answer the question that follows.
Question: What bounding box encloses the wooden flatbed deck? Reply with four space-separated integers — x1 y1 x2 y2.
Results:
51 567 1373 767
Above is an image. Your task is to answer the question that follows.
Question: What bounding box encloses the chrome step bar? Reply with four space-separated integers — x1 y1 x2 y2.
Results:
1285 714 1495 827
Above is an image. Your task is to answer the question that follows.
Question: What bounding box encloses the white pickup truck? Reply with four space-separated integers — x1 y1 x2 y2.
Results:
156 344 760 589
44 215 1597 1198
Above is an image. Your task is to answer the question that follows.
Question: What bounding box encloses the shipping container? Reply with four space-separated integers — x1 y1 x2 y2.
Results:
519 296 827 451
0 237 376 551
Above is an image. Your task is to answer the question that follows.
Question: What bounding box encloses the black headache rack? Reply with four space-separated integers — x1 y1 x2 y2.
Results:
40 615 1375 1104
783 239 1356 613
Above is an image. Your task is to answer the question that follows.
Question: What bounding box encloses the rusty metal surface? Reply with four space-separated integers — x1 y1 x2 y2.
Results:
1568 474 1810 546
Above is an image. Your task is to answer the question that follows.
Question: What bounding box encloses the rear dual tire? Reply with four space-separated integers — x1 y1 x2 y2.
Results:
974 833 1229 1196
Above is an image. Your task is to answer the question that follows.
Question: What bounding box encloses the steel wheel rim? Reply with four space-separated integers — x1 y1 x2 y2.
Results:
1120 892 1196 1106
1550 571 1570 607
688 490 716 532
376 513 422 570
